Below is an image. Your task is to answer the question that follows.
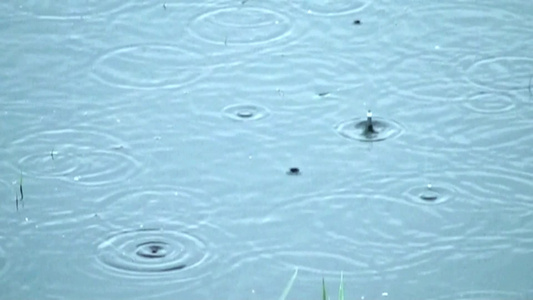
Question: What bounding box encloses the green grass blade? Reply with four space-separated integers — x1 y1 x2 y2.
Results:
322 278 328 300
279 268 298 300
338 271 344 300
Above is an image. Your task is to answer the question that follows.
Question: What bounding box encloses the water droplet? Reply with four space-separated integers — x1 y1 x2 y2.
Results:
335 115 404 142
222 104 269 121
406 183 454 205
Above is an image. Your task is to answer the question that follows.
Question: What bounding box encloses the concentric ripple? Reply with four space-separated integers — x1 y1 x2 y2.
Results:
91 44 209 90
404 183 455 205
96 228 207 274
96 184 212 227
382 52 473 103
187 7 292 46
9 127 140 186
288 0 371 16
462 91 517 114
386 2 529 51
334 115 404 142
429 290 526 300
11 1 127 19
222 104 270 121
464 56 533 92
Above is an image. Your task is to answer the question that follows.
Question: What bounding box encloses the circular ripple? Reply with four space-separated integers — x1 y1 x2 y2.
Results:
91 44 209 90
430 290 525 300
404 183 455 205
289 0 370 16
222 104 270 121
464 56 533 92
463 91 516 113
187 7 292 45
383 1 532 63
96 184 212 227
335 116 404 142
12 1 127 19
97 228 207 274
9 128 140 186
383 52 473 103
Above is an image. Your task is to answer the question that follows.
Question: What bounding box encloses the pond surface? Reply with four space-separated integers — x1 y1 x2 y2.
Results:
1 0 532 299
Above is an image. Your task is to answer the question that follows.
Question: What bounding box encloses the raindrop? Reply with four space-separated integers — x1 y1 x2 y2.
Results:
335 111 404 142
222 104 270 121
405 183 454 205
96 228 206 274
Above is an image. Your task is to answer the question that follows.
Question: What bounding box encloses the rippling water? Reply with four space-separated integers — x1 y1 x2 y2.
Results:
1 0 532 299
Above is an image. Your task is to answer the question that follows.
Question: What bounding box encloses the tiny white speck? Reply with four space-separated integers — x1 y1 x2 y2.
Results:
435 45 440 50
382 292 388 296
25 218 29 222
74 176 80 181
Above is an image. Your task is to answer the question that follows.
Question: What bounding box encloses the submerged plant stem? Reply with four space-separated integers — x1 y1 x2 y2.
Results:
279 268 298 300
19 173 24 201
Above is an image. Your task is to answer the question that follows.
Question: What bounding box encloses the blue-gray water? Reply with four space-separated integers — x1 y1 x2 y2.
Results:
1 0 533 299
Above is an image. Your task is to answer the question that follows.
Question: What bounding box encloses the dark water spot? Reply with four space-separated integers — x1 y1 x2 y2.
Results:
187 7 292 46
335 115 404 142
136 242 169 259
96 228 206 273
222 104 269 121
286 167 301 175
